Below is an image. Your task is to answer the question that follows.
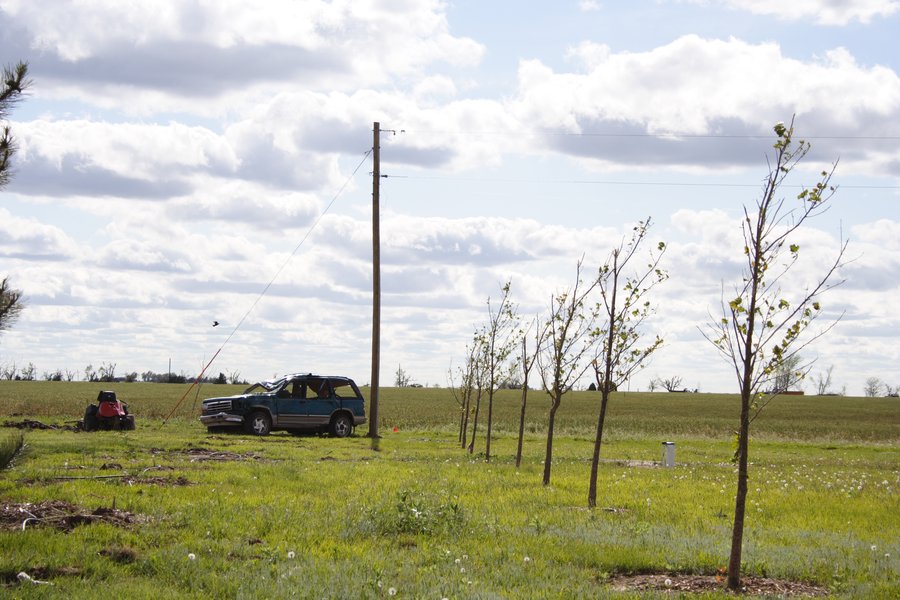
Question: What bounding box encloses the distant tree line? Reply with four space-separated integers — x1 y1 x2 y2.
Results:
0 362 248 385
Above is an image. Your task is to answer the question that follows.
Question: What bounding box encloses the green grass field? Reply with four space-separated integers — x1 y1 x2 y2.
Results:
0 381 897 598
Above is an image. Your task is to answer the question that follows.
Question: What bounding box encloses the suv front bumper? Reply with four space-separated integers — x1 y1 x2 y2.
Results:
200 412 245 427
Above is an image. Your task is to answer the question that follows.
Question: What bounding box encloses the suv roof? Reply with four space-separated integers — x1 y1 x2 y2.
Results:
245 373 357 393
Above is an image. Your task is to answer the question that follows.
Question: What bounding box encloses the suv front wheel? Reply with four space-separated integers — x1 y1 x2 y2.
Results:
330 414 353 438
245 411 272 436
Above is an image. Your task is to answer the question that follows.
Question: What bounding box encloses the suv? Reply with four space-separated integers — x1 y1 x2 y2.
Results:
199 373 366 437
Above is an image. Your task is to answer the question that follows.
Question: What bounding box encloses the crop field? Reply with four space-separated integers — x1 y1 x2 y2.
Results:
0 381 897 598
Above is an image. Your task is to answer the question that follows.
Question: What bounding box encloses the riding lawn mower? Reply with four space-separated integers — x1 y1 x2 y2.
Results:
81 390 136 431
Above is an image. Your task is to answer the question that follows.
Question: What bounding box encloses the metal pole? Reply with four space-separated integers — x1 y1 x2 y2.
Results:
368 122 381 438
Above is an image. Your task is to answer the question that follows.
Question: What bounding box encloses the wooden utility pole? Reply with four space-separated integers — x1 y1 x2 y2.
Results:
368 122 381 438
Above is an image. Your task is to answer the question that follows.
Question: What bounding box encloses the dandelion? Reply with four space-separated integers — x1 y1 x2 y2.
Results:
871 545 878 551
455 558 461 565
388 587 397 596
664 578 672 587
188 553 196 561
287 551 295 559
460 567 466 574
523 556 531 564
885 554 891 559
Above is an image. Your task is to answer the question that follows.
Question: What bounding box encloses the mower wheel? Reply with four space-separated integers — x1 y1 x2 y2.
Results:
83 404 99 431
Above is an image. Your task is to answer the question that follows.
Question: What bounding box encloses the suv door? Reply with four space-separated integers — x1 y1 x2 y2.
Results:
303 377 336 427
274 378 308 428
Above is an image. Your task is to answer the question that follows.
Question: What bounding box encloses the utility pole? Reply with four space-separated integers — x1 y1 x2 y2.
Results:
368 122 381 438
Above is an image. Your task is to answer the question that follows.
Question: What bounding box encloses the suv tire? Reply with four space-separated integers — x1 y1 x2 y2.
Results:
330 414 353 438
245 411 272 436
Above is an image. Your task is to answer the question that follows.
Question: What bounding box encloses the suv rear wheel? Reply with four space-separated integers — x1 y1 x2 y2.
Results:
330 414 353 438
245 411 271 436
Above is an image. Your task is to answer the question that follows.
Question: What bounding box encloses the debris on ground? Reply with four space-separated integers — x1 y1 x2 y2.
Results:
609 573 829 597
0 500 148 532
2 419 78 432
149 447 265 462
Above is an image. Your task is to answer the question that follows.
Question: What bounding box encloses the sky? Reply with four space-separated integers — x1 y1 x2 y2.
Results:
1 0 899 396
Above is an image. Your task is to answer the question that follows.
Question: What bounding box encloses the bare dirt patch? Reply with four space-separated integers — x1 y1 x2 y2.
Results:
608 573 828 597
0 500 148 532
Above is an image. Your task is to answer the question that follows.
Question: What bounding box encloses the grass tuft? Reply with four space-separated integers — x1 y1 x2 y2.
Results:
360 487 466 537
0 431 24 470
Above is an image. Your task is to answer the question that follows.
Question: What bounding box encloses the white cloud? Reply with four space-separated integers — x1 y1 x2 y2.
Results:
513 35 900 174
1 0 484 115
0 207 77 259
724 0 900 25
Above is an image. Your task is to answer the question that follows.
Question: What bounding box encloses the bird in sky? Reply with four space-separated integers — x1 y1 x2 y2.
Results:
212 321 219 327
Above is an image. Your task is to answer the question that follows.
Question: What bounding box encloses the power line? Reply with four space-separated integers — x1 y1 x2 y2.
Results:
385 174 900 190
387 128 900 141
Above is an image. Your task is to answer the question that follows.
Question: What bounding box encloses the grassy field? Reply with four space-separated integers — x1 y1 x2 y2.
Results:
0 381 897 598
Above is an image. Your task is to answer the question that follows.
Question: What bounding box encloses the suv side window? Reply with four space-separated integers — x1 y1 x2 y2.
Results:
288 379 306 399
331 379 357 399
305 378 330 399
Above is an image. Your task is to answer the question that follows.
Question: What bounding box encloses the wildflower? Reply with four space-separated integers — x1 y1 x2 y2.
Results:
871 545 878 551
664 578 672 587
455 558 461 565
460 567 466 574
287 551 295 559
524 556 531 563
188 553 196 561
388 587 397 596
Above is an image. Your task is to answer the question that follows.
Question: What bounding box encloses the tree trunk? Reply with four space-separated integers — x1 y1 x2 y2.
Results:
542 398 560 485
587 390 610 507
459 389 470 448
467 391 481 454
516 383 528 469
727 392 751 590
485 391 493 462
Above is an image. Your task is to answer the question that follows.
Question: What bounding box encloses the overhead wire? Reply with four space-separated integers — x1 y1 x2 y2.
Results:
383 174 900 190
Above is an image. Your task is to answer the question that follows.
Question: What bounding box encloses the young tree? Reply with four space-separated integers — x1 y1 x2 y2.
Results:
515 317 548 469
702 119 846 591
447 341 479 449
536 260 601 486
465 341 486 455
479 281 520 463
587 219 667 508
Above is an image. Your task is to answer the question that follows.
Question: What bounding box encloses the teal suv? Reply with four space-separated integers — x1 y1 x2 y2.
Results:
200 373 367 437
